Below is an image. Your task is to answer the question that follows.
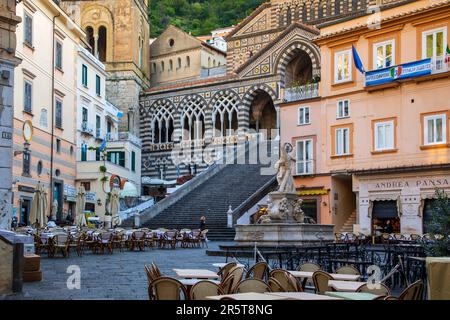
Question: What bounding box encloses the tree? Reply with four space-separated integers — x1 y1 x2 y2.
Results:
422 188 450 257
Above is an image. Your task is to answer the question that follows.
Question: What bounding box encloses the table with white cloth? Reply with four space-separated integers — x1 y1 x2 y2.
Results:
328 280 365 292
173 269 220 280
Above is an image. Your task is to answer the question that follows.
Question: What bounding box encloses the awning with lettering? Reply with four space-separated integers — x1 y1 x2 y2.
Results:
298 189 328 196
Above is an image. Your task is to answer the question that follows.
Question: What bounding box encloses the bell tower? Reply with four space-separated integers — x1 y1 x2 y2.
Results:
60 0 150 134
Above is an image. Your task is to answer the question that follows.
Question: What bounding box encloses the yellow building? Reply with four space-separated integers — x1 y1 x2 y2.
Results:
13 0 85 225
59 0 150 134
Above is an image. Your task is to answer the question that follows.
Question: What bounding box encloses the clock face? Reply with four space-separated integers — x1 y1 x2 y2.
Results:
23 120 33 142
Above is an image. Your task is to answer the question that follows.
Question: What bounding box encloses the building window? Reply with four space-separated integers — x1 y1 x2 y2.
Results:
55 99 63 128
177 57 182 69
334 127 351 156
424 113 446 145
55 41 63 70
82 64 88 87
96 75 101 96
374 120 395 151
37 160 43 176
96 114 101 138
296 139 313 175
39 108 48 127
131 151 136 172
298 106 310 125
107 151 125 167
23 80 32 113
422 27 447 70
373 40 394 69
186 56 190 68
82 107 88 129
81 143 87 161
161 61 165 72
95 148 101 161
151 63 156 74
56 139 61 153
24 12 33 47
81 182 91 191
169 59 173 71
337 100 350 119
334 49 352 83
23 151 31 176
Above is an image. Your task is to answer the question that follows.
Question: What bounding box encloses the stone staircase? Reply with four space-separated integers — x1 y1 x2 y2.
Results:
339 211 357 233
139 163 275 241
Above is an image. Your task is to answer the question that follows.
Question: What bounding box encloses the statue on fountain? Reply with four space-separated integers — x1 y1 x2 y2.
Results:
255 143 306 224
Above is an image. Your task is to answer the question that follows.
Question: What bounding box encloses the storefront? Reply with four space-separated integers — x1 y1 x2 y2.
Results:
354 170 450 235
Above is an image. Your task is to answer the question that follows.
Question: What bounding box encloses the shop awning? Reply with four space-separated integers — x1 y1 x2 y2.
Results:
120 182 139 198
298 189 328 196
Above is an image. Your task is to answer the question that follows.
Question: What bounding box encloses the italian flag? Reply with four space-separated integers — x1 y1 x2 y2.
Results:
446 45 450 63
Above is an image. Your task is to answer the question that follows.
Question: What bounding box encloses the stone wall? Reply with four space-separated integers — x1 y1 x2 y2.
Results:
0 236 13 295
0 0 21 230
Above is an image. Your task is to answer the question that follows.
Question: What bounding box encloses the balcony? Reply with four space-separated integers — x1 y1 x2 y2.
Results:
106 132 142 148
431 55 449 74
284 83 319 102
80 121 94 136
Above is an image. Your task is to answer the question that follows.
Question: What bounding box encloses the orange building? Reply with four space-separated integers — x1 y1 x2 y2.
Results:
280 0 450 236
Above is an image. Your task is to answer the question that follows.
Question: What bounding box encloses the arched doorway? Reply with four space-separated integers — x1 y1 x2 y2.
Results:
285 50 313 88
249 90 276 139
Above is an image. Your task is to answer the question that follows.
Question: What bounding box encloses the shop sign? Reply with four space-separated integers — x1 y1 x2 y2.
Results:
85 192 97 203
64 184 77 202
365 58 432 86
371 177 450 190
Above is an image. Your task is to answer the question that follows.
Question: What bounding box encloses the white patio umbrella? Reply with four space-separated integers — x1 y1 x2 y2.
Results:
29 183 47 228
76 185 87 227
110 188 121 228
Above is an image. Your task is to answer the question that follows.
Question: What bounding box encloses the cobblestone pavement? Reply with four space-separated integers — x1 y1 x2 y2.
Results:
4 242 230 300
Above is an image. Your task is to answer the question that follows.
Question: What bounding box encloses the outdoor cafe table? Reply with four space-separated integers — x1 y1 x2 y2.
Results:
288 271 361 281
212 263 245 269
328 280 365 292
266 292 343 300
325 291 381 300
173 269 220 279
206 292 288 300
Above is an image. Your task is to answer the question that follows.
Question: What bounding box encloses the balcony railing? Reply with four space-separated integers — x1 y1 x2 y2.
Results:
106 132 142 147
284 83 319 102
80 121 94 136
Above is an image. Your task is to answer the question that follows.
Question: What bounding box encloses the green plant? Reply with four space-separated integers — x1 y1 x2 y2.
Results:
99 165 107 173
422 188 450 257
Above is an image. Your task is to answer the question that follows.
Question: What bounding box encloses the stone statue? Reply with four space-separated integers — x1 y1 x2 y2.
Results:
274 143 295 193
50 200 58 221
292 199 305 223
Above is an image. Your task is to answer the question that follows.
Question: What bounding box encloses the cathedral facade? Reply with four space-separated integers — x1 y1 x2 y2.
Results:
140 0 412 180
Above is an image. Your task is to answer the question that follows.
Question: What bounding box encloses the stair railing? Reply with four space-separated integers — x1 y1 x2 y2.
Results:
231 175 278 225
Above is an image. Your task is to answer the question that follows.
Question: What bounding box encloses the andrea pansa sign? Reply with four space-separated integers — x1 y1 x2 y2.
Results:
365 58 432 86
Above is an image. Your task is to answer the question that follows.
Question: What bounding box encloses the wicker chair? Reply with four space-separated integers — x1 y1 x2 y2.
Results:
68 233 84 257
268 277 285 292
234 279 272 294
162 230 178 249
151 262 162 278
335 233 344 243
200 229 209 248
398 280 424 300
190 229 201 248
220 274 235 294
218 262 237 280
148 277 187 300
83 231 98 253
130 231 146 251
112 232 124 252
269 269 301 292
384 295 399 300
245 261 269 281
312 270 334 294
190 281 224 300
53 234 70 258
410 234 421 242
356 283 391 296
97 232 113 254
335 265 360 276
228 266 245 292
297 262 321 290
145 231 156 249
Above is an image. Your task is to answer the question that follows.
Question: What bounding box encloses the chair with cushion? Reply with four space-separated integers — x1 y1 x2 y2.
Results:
97 232 113 254
312 270 334 294
245 261 269 281
398 280 424 300
148 277 187 300
218 262 236 280
335 265 360 276
130 231 146 251
234 279 271 294
190 281 224 300
356 283 391 296
220 274 235 294
268 277 285 292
